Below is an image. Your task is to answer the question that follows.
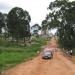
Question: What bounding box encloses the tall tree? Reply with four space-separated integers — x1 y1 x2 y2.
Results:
3 14 8 40
47 0 75 49
41 20 48 35
31 24 41 36
7 7 31 43
0 12 5 33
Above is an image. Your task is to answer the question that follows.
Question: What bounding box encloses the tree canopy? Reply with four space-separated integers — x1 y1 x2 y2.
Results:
45 0 75 49
0 12 5 33
31 24 41 35
7 7 31 41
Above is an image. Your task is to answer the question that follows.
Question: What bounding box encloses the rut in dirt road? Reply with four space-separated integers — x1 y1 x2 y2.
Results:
3 37 75 75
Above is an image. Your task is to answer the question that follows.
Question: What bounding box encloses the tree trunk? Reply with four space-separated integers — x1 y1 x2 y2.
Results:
24 37 26 46
41 29 46 35
16 37 19 45
4 29 7 40
4 33 6 40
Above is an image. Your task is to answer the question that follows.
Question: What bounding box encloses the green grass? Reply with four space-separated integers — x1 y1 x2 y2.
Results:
0 37 50 72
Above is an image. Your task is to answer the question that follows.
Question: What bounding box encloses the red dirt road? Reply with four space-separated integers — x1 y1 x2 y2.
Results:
3 38 75 75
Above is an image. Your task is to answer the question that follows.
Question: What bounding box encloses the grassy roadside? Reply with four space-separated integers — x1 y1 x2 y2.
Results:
62 48 75 64
0 37 50 73
71 49 75 63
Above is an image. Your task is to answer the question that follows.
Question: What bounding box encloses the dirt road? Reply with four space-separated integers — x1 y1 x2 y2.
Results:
3 37 75 75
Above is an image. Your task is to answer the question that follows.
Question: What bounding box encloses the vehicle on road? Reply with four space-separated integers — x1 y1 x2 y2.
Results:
42 50 53 59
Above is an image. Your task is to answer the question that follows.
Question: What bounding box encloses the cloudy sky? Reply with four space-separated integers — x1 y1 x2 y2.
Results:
0 0 53 26
0 0 74 26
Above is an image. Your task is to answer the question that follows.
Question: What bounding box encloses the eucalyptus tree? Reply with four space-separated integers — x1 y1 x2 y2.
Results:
41 20 48 35
0 12 5 33
47 0 75 49
3 14 8 40
31 24 41 36
7 7 31 44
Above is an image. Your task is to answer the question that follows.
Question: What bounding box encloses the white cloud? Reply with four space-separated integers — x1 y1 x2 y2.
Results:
0 0 74 26
0 2 11 13
0 0 55 25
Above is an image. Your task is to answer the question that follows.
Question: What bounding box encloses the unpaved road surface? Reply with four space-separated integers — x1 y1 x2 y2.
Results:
3 38 75 75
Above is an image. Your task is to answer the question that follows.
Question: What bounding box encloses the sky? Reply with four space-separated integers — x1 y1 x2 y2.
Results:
0 0 74 34
0 0 54 26
0 0 74 26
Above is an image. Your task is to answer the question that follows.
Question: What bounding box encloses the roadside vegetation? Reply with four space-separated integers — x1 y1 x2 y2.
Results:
0 37 50 72
0 5 50 73
41 0 75 63
0 0 75 74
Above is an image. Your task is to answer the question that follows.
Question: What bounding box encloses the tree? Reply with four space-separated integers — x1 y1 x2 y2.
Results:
3 14 8 40
46 0 75 49
31 24 41 36
7 7 31 44
0 12 5 33
41 20 48 35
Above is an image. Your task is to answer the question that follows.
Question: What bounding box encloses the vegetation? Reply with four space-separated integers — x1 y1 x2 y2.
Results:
31 24 41 36
41 20 48 35
0 6 50 73
7 7 31 44
0 12 5 33
0 0 75 73
0 37 49 72
42 0 75 49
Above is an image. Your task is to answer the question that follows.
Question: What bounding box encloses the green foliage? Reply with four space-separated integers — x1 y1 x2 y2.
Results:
7 7 31 40
46 0 75 49
0 37 49 72
41 20 48 35
31 24 41 36
41 20 47 30
0 12 5 33
31 24 41 30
